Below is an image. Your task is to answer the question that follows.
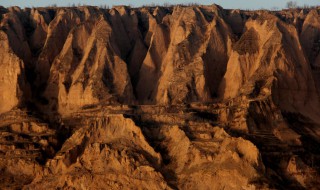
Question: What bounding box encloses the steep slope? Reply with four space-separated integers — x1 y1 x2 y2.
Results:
137 5 232 104
220 12 320 121
158 125 263 189
43 15 134 114
300 10 320 66
300 9 320 91
0 31 26 114
25 115 170 189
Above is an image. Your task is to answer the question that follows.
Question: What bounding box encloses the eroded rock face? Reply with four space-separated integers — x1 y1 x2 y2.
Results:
220 12 320 122
17 115 264 190
137 5 232 104
301 10 320 68
0 31 25 114
1 5 320 190
26 115 169 189
44 17 134 114
159 125 262 189
1 6 319 117
0 110 57 189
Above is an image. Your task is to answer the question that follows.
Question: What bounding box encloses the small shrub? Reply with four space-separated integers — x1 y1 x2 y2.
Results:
286 1 298 9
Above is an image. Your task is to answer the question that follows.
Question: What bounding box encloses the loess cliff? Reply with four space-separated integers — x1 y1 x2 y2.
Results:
0 4 320 190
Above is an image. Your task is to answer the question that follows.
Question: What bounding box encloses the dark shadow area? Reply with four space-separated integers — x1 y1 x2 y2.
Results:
126 114 179 190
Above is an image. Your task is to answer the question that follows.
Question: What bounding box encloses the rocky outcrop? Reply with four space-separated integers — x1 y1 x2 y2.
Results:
300 10 320 68
1 6 319 116
159 125 263 189
300 10 320 94
137 5 232 104
0 109 57 189
43 16 134 114
0 31 26 114
220 12 320 122
25 115 169 189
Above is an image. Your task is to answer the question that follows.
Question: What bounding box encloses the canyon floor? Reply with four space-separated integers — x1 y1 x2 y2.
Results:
1 4 320 190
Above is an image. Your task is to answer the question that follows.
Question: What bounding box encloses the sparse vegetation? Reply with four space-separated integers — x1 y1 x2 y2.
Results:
286 1 298 9
99 4 110 9
14 1 320 11
300 4 318 9
141 2 171 8
141 2 201 8
285 1 319 10
186 3 199 6
163 2 172 7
